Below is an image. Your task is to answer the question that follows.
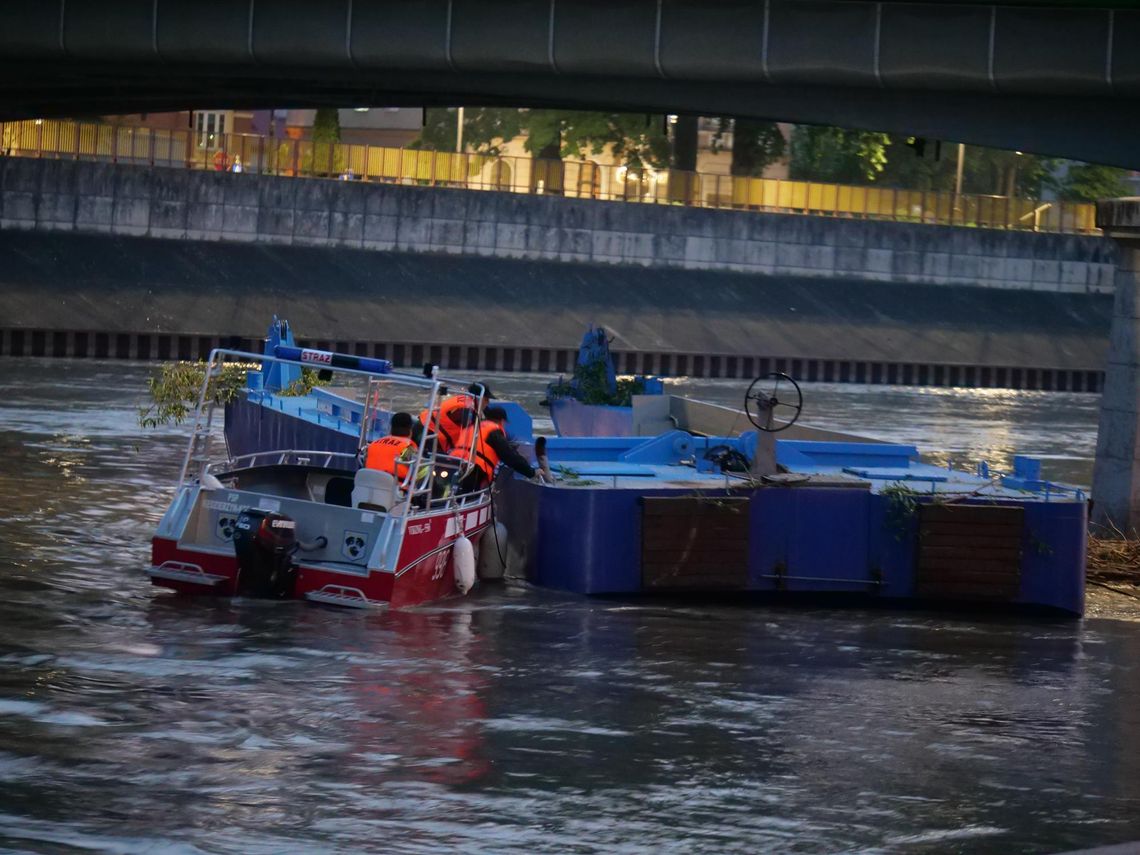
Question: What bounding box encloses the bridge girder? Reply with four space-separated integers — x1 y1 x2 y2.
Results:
1 0 1138 167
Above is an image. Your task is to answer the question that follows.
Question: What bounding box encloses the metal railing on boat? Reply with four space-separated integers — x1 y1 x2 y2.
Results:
305 585 384 609
207 450 359 476
147 560 227 587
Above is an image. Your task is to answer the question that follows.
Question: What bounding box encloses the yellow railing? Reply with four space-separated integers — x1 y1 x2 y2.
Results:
0 118 1099 235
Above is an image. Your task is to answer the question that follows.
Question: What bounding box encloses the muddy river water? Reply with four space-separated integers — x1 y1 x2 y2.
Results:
0 360 1136 854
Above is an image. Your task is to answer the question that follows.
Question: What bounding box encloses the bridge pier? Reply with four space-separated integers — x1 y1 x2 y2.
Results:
1092 199 1140 534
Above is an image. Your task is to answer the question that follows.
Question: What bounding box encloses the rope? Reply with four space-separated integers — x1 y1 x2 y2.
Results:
489 470 508 571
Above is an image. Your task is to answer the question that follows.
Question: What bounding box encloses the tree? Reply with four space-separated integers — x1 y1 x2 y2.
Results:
312 108 341 144
308 107 344 176
414 107 669 166
1057 163 1131 202
791 127 1059 200
788 126 889 184
875 137 957 192
413 108 671 195
957 148 1056 199
714 119 786 177
414 107 523 155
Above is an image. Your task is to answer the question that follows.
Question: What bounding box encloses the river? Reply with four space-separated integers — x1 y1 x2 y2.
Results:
0 359 1137 854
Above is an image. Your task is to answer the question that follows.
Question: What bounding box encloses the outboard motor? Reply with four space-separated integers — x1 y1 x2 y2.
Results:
233 509 298 598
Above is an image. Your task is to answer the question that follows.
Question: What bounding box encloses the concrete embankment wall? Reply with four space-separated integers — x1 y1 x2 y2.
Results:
0 157 1117 295
0 229 1112 392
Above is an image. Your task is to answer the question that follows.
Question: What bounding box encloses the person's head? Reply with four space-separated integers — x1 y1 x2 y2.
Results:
390 411 413 437
468 382 494 410
483 406 509 425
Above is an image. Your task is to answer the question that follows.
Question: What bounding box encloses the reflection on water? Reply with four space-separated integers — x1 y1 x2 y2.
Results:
663 377 1101 488
436 372 1100 486
0 359 1136 854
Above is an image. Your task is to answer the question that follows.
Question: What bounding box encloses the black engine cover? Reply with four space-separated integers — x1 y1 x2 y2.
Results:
233 510 297 598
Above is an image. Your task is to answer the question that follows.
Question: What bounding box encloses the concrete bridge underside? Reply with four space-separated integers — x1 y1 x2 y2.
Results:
2 1 1140 168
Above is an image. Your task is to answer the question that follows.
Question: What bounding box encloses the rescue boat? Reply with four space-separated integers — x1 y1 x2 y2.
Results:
149 344 493 609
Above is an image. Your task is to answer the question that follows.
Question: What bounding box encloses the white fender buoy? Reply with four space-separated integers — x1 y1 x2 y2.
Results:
477 523 509 580
453 535 476 595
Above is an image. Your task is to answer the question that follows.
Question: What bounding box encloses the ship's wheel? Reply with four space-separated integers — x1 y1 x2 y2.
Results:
744 372 803 432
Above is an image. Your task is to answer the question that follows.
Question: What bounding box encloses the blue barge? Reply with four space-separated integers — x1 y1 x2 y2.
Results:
492 434 1086 614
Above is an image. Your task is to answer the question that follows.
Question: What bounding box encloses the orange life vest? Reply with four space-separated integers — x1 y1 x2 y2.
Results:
365 435 417 481
418 394 474 453
451 420 503 486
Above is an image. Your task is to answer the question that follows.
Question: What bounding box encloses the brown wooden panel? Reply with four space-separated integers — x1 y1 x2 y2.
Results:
919 571 1020 585
920 505 1024 525
916 504 1023 602
919 558 1022 575
921 520 1023 535
916 549 1026 563
641 497 749 590
917 583 1017 600
646 528 747 547
643 499 749 517
920 532 1022 546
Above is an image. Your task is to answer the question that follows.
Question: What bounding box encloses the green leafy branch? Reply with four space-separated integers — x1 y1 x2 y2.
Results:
549 359 648 407
138 362 326 428
881 483 921 541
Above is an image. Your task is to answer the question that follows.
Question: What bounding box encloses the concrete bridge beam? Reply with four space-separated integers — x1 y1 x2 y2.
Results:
1092 199 1140 534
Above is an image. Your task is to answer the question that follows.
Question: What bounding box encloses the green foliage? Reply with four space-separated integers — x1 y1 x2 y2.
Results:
874 137 957 192
876 138 1059 199
549 359 647 407
714 119 787 177
554 464 601 487
959 148 1057 199
790 129 1063 200
305 109 345 175
1057 163 1132 202
413 107 670 168
282 368 327 397
414 107 524 155
138 361 249 428
312 108 341 144
303 141 347 177
881 483 921 541
789 126 890 183
139 363 325 428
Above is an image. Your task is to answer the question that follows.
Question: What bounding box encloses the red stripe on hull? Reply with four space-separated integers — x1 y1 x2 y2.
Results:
152 498 492 609
295 566 395 603
151 537 238 595
389 527 490 608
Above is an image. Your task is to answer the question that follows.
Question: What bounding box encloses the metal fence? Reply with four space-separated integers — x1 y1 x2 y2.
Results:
0 118 1099 235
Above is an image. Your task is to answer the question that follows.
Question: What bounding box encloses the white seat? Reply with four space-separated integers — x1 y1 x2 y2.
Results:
353 468 397 512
